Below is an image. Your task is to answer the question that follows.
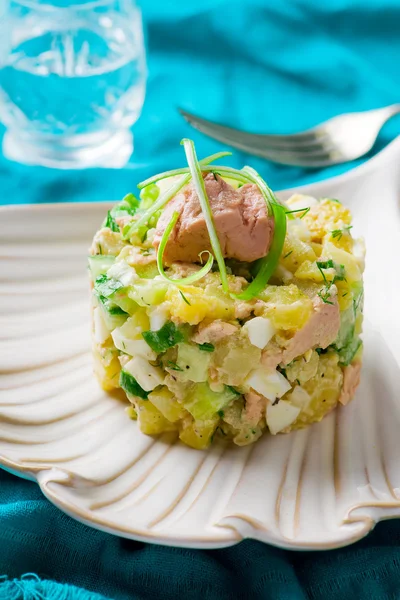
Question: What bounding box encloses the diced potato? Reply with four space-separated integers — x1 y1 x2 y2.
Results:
213 334 261 386
135 399 178 435
148 387 187 422
285 350 319 385
289 352 343 429
294 260 335 283
322 241 362 283
166 285 235 325
310 242 323 257
257 285 313 330
302 199 352 242
93 344 121 391
280 232 316 273
126 405 138 420
179 417 218 450
325 230 353 253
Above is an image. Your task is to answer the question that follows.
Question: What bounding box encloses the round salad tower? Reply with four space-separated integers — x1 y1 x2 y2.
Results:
89 139 364 449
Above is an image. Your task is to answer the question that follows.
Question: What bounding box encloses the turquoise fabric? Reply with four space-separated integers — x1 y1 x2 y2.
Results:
1 1 400 598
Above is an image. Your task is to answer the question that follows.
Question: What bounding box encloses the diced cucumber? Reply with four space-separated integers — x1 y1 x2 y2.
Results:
88 255 115 282
128 281 168 307
123 356 164 392
120 370 148 399
97 298 127 331
183 383 238 421
337 337 362 366
176 344 211 383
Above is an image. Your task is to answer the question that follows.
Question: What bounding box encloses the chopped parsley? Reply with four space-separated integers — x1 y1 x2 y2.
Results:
217 410 225 418
142 321 184 353
198 343 215 352
179 290 191 306
94 274 124 298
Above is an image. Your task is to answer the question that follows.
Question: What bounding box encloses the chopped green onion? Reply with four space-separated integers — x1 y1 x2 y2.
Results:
182 139 229 293
156 211 214 286
142 321 184 354
198 343 215 352
232 166 287 301
125 152 233 240
124 174 191 240
137 152 232 189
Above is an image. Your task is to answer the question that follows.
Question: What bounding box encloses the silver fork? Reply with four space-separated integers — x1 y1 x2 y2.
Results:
179 105 400 167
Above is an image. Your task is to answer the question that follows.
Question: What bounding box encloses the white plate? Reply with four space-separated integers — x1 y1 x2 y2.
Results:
1 139 400 550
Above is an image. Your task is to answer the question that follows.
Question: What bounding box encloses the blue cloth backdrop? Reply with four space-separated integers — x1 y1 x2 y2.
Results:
1 1 400 598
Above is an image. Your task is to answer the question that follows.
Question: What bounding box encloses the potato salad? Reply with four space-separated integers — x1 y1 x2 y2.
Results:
89 140 364 449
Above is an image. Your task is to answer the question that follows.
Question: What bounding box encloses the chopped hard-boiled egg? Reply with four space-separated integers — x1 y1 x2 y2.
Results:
266 400 301 435
93 307 110 344
111 329 156 360
107 261 138 286
243 316 276 349
245 368 291 401
149 305 169 331
124 356 165 392
286 194 319 211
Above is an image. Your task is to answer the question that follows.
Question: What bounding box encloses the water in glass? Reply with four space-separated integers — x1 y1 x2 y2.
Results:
0 0 146 168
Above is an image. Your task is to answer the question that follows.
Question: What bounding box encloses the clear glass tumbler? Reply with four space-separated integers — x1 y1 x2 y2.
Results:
0 0 146 168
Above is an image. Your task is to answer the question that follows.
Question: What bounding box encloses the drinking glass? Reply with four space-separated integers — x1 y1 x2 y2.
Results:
0 0 147 168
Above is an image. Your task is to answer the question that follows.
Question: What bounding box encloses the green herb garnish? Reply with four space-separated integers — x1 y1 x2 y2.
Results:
125 151 232 240
226 385 240 396
331 225 353 241
198 343 215 352
285 207 310 218
94 274 124 298
179 290 191 305
232 166 287 301
104 211 119 232
166 361 184 372
182 139 230 293
142 321 184 354
316 260 346 305
283 251 293 259
156 210 213 286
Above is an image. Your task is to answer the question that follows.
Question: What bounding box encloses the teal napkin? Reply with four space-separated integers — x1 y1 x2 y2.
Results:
1 1 400 598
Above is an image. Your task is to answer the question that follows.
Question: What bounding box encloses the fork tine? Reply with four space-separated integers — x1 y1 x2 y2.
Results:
179 108 329 150
179 109 340 166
